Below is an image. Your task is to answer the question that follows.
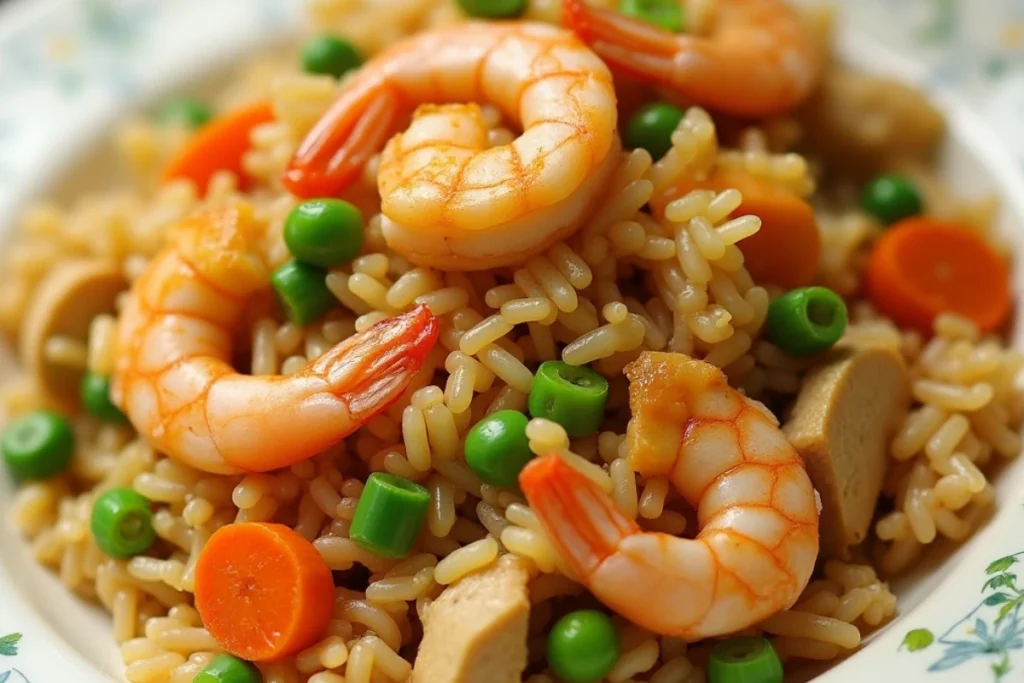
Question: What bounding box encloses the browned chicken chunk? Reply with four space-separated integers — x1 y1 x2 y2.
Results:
798 66 946 177
783 346 911 559
413 555 532 683
20 259 125 404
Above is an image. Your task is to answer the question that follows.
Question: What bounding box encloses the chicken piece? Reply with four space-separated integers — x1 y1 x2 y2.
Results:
783 346 910 560
798 66 946 177
19 259 125 404
413 555 532 683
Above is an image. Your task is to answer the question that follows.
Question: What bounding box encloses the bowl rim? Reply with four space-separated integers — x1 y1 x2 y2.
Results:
2 2 1024 682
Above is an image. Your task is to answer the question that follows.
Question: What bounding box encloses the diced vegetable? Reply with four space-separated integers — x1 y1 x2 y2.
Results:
301 35 363 79
456 0 527 19
528 361 608 438
349 473 430 558
90 488 156 558
766 286 848 357
464 410 534 488
624 102 687 160
546 609 620 683
1 411 74 480
270 261 335 325
864 217 1010 333
194 654 262 683
80 372 128 423
195 522 334 661
161 100 274 194
619 0 685 33
157 97 213 129
284 199 365 268
708 636 783 683
861 173 923 225
657 167 821 289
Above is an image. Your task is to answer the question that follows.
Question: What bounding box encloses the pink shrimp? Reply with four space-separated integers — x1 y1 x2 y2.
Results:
564 0 822 117
111 204 438 474
282 21 620 270
520 351 820 639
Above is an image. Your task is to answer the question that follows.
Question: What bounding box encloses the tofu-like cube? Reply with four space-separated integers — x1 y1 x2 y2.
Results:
412 555 532 683
783 346 910 560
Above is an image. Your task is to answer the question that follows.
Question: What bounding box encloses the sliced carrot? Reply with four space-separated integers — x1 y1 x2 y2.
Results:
195 522 334 661
653 167 821 289
864 216 1011 334
161 100 274 194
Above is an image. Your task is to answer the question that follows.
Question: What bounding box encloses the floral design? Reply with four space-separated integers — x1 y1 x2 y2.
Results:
0 0 291 102
0 0 158 98
848 0 1024 95
902 552 1024 680
0 633 28 683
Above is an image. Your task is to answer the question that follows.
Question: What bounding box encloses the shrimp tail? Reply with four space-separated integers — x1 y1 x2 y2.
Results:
209 306 439 474
283 83 402 198
312 304 440 421
564 0 679 85
519 455 640 577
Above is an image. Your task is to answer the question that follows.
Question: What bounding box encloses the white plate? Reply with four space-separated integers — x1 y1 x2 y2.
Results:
2 1 1024 682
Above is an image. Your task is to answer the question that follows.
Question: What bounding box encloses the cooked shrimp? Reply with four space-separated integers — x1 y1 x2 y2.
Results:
520 352 820 639
111 204 438 475
283 22 621 270
564 0 822 117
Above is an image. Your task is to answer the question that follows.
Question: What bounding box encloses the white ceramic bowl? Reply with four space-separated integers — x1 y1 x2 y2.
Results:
2 1 1024 682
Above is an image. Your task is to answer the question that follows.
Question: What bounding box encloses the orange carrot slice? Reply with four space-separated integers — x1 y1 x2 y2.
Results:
195 522 334 661
654 167 821 290
864 216 1011 334
162 100 274 194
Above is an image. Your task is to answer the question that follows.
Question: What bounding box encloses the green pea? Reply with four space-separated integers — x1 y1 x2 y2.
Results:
1 410 74 480
80 372 128 423
456 0 527 19
270 261 335 325
91 488 156 559
301 35 363 79
349 473 429 559
861 173 923 225
464 410 533 488
156 97 212 128
766 286 848 357
194 654 262 683
528 361 608 438
708 637 783 683
619 0 685 32
284 199 364 268
624 102 687 160
547 610 620 683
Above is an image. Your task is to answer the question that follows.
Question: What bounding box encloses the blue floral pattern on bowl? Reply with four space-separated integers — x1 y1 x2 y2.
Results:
0 633 27 683
0 0 156 98
901 545 1024 680
849 0 1024 92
